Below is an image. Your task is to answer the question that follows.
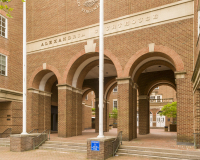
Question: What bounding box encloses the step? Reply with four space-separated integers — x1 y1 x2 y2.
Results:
117 153 190 160
118 149 200 159
120 146 200 155
45 141 86 146
41 144 86 150
39 141 87 153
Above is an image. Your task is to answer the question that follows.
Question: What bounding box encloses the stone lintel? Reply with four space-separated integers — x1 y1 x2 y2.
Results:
27 88 52 97
139 95 149 100
116 77 132 85
174 71 186 79
57 84 83 94
0 87 23 102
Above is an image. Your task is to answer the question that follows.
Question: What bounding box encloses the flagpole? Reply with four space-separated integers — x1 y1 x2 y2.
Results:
21 0 27 135
98 0 104 138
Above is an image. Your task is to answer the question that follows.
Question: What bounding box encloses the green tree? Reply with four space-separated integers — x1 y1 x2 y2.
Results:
0 0 25 18
109 108 118 119
160 101 177 123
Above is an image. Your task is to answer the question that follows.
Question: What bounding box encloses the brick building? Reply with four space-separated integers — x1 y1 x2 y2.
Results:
1 0 200 145
0 2 23 134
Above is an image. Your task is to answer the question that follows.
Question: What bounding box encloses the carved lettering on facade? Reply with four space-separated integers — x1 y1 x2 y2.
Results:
39 13 160 48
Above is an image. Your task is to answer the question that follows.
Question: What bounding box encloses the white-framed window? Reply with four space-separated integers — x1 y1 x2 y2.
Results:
0 53 7 76
113 86 118 92
113 99 118 109
150 95 162 102
150 96 155 102
85 94 88 100
0 15 7 38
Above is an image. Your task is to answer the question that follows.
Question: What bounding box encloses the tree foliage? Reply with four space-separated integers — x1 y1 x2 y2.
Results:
0 0 25 18
109 108 118 119
159 101 177 118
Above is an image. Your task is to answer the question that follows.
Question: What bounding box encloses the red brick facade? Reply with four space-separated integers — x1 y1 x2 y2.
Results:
1 0 200 145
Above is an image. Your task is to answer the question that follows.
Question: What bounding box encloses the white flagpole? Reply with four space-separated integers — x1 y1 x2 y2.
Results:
98 0 104 138
21 0 27 135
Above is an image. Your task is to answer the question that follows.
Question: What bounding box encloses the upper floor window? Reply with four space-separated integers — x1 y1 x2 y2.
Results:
85 94 88 100
0 53 7 76
113 99 118 109
0 15 7 38
150 95 162 102
113 86 118 92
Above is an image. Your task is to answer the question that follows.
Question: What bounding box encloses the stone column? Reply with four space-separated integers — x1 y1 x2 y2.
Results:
117 77 136 141
139 95 150 135
175 71 194 143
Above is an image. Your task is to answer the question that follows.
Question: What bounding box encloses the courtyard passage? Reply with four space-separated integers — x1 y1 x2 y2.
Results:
0 129 199 160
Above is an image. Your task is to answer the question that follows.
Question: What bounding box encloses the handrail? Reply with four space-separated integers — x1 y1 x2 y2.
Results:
0 128 12 138
112 131 122 157
33 129 50 150
28 129 38 134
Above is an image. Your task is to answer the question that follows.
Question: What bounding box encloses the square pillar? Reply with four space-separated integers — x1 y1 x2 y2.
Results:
132 83 138 138
117 77 137 141
139 95 150 135
44 93 51 131
57 84 73 137
27 88 52 133
175 71 193 143
95 98 99 133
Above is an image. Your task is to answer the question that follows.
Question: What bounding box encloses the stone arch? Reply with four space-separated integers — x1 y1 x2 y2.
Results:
63 49 123 85
123 45 185 78
28 64 61 90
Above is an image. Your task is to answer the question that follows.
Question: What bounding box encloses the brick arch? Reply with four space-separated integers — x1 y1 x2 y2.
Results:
82 89 94 101
106 82 117 100
123 45 184 78
104 78 117 100
28 64 61 89
145 80 176 96
76 59 113 89
133 60 176 82
62 49 123 84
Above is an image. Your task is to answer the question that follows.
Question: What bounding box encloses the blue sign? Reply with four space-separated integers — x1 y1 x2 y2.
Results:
91 141 100 151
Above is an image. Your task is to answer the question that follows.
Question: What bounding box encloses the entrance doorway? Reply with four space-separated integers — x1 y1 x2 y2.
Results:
51 106 58 132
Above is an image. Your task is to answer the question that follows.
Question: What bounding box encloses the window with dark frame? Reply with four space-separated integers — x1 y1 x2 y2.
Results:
0 54 6 76
113 100 117 109
113 86 118 92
